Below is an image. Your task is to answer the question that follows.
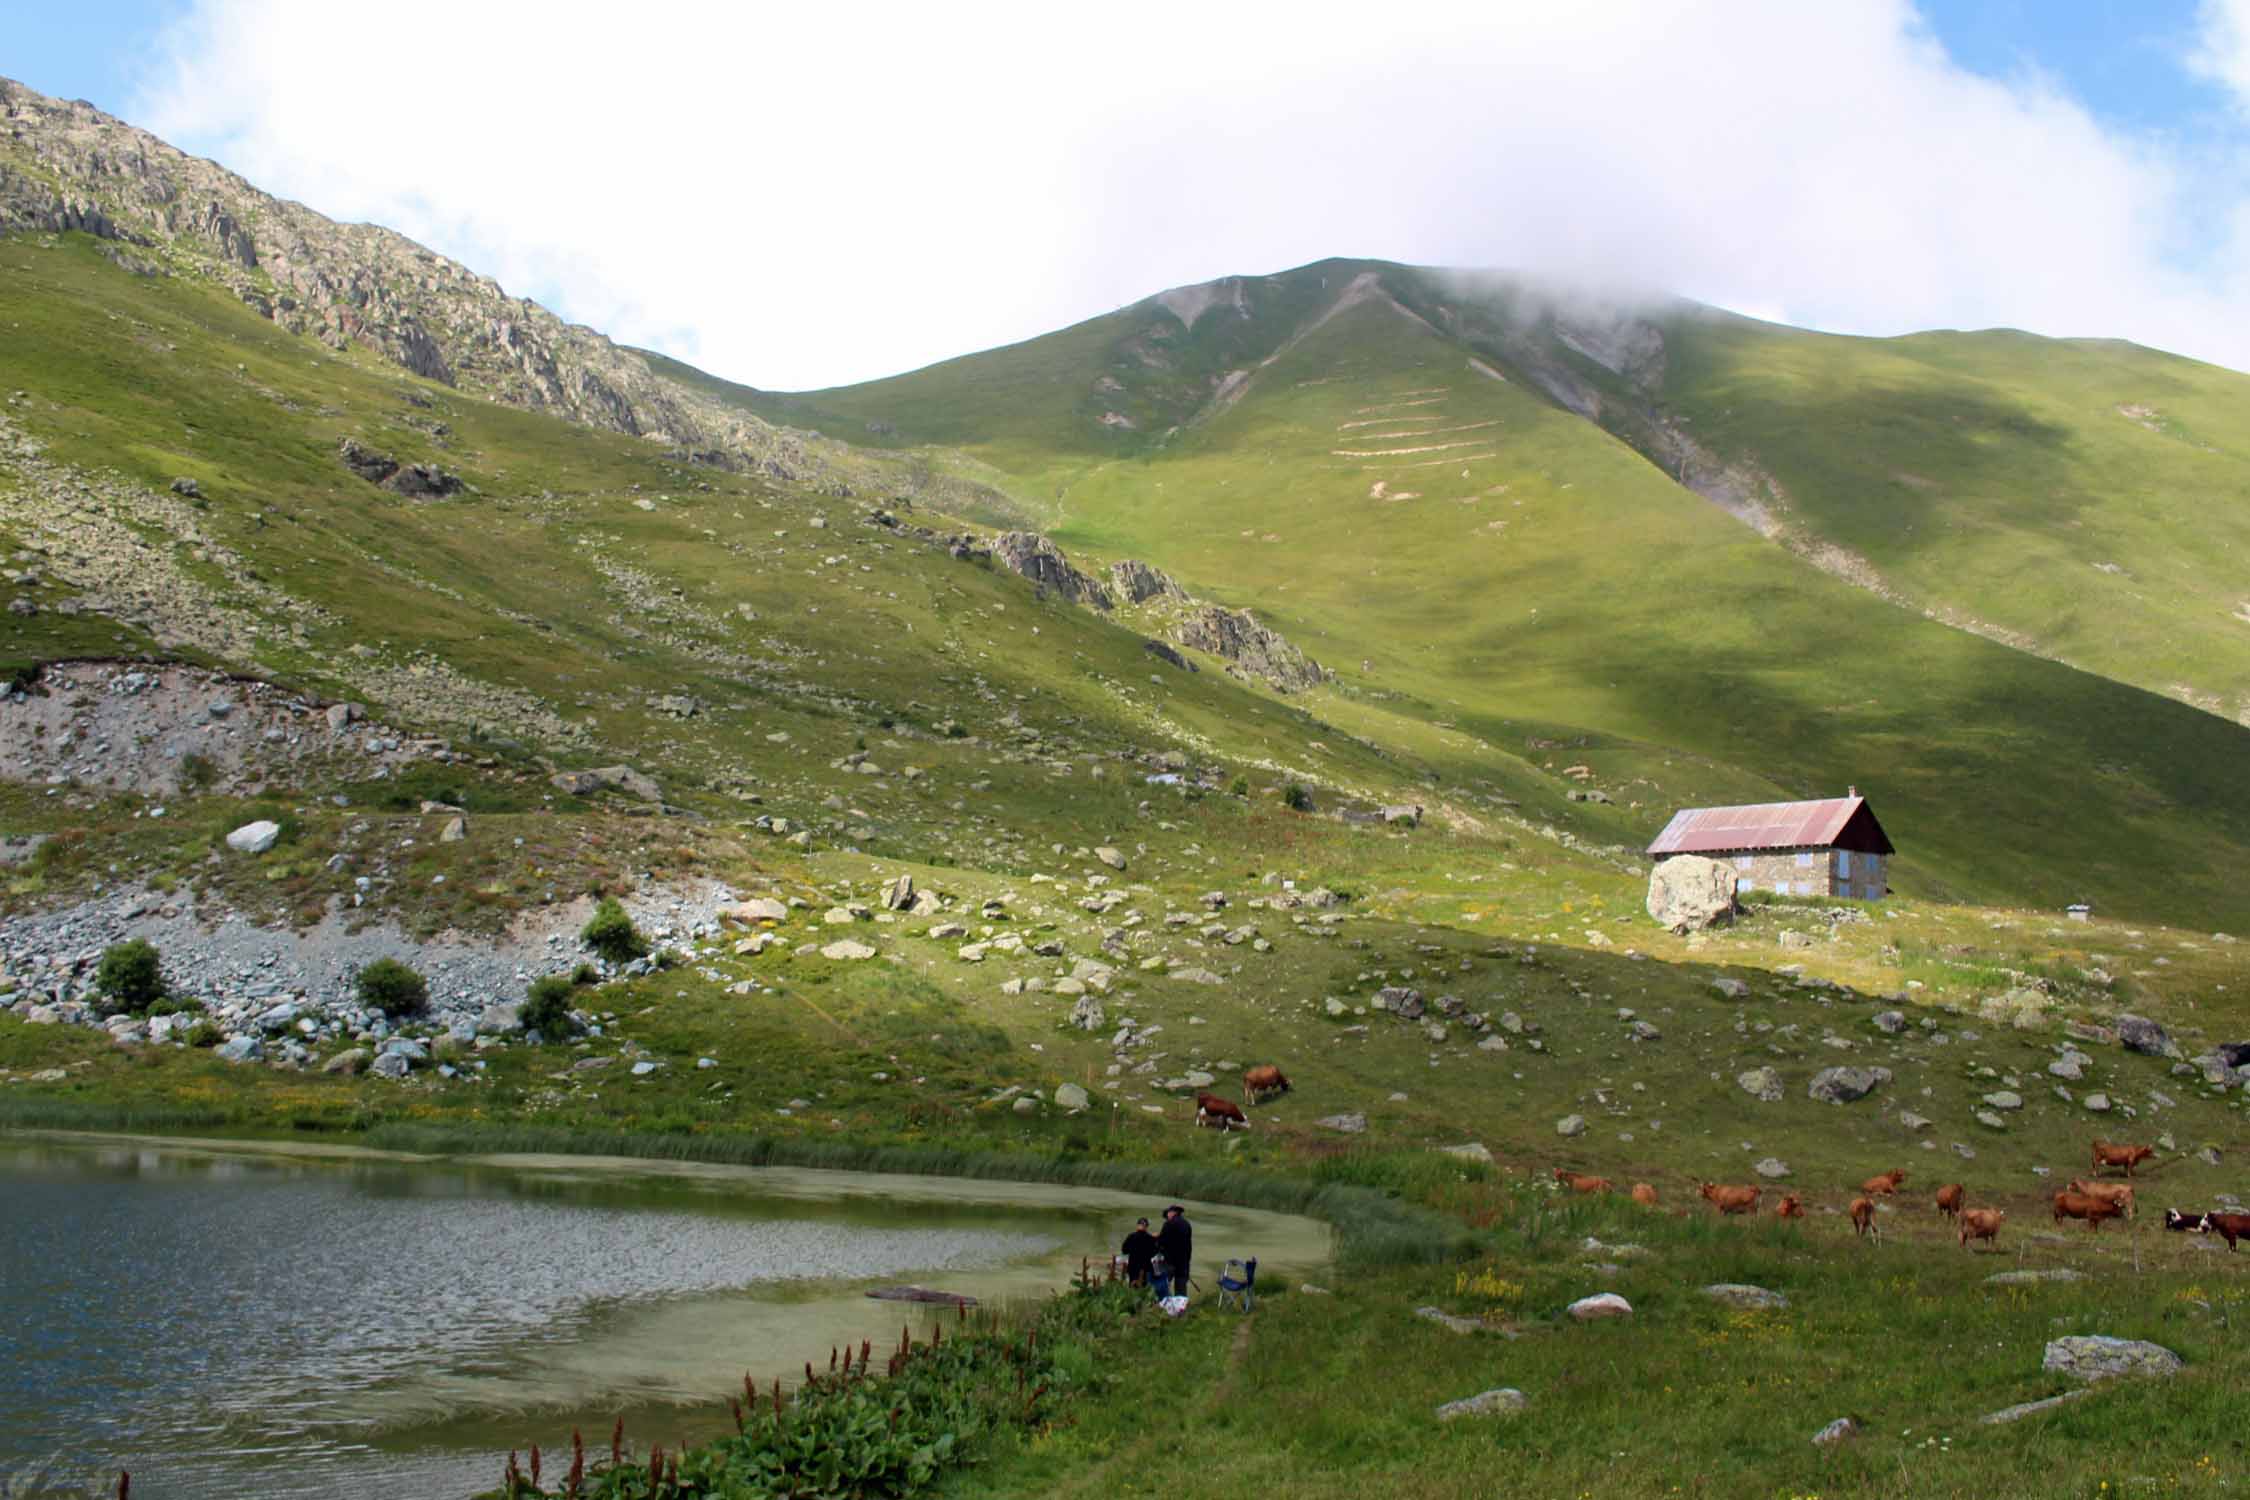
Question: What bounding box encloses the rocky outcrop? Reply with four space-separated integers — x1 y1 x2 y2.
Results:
1110 559 1185 604
1646 855 1739 932
992 533 1114 609
1175 605 1329 692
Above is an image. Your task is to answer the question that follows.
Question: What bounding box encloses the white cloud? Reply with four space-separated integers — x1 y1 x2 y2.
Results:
2195 0 2250 103
134 0 2250 387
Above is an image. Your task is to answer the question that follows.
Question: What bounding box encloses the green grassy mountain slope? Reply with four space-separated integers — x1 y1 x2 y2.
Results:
1487 301 2250 725
757 260 2250 928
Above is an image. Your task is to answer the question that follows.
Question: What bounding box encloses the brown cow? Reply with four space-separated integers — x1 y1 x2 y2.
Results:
1629 1182 1659 1207
1194 1092 1248 1131
2090 1140 2155 1177
1699 1182 1761 1215
1958 1207 2005 1249
1242 1065 1291 1105
1774 1193 1804 1219
1554 1169 1612 1194
2197 1211 2250 1250
2065 1179 2136 1219
1934 1183 1964 1219
2053 1191 2123 1231
1861 1169 1908 1196
1849 1196 1877 1237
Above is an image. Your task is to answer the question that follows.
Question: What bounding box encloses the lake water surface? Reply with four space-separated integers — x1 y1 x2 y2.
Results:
0 1134 1329 1499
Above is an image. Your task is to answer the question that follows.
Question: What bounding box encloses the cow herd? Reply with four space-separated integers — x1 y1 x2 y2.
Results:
1548 1137 2247 1254
1192 1065 1290 1130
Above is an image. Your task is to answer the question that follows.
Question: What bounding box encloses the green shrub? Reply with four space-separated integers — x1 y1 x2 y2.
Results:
94 939 166 1014
570 962 599 986
1229 775 1250 798
356 957 429 1018
580 897 647 963
179 752 218 791
184 1020 222 1048
145 995 203 1018
520 975 576 1038
1283 782 1314 812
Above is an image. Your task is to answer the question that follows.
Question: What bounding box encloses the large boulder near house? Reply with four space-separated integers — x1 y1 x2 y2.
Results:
1646 855 1740 932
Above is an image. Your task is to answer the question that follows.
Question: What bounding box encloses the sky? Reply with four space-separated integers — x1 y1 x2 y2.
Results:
11 1 2250 388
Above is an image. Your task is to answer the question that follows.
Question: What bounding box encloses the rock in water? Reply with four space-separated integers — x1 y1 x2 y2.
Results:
226 820 281 854
1435 1388 1527 1420
2042 1337 2183 1382
1645 855 1740 932
1807 1065 1890 1104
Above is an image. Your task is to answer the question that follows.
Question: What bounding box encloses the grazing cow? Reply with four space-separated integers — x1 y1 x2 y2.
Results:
1630 1182 1659 1207
1957 1208 2006 1250
1242 1065 1291 1105
2163 1208 2204 1234
1194 1092 1248 1131
1934 1183 1965 1219
1774 1193 1804 1219
2064 1179 2136 1219
1849 1196 1877 1237
2053 1191 2124 1231
2198 1211 2250 1250
2090 1140 2156 1177
1699 1182 1762 1215
1861 1169 1908 1196
1554 1169 1612 1195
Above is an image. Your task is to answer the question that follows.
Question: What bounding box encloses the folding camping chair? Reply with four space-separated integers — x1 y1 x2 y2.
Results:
1216 1256 1257 1312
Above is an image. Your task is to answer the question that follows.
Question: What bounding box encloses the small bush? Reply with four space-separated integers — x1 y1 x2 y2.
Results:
580 897 647 964
570 962 599 987
95 939 166 1014
179 752 219 791
356 957 429 1018
184 1020 222 1048
521 974 576 1038
1284 782 1314 812
1229 775 1250 798
145 995 203 1018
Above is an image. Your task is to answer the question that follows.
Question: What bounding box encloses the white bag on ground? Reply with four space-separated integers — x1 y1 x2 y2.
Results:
1160 1295 1189 1317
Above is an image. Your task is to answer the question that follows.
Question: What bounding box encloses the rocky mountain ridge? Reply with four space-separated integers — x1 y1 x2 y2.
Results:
0 76 843 486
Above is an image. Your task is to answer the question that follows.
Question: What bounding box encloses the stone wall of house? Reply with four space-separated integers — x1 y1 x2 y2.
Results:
1705 848 1887 901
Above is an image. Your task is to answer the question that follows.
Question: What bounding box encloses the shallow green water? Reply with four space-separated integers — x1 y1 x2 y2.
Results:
0 1135 1330 1499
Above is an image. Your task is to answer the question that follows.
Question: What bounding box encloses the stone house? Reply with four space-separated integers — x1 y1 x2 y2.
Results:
1646 788 1894 901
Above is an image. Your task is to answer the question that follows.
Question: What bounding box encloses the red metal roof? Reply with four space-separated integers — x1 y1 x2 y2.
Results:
1647 796 1892 857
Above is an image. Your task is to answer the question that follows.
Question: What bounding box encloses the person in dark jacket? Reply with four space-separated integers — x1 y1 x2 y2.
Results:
1121 1216 1159 1286
1156 1204 1193 1295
